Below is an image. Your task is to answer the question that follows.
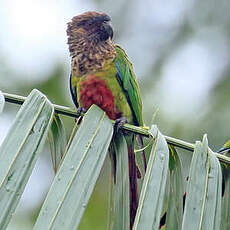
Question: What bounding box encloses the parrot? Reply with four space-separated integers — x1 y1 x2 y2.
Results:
67 11 145 228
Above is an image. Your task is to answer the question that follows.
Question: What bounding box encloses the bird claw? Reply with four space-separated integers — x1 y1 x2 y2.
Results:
114 117 128 133
76 107 87 117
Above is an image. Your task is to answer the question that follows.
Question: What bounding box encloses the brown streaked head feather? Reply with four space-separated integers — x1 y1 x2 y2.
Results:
69 11 111 29
67 11 116 76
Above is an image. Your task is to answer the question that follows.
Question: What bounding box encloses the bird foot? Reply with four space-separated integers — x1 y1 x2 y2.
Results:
114 116 128 133
76 107 87 117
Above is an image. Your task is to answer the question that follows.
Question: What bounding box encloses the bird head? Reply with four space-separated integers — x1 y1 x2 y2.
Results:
67 11 113 45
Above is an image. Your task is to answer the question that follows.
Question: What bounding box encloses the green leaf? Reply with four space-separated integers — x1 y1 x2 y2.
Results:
182 135 222 230
221 177 230 230
33 105 113 230
133 125 169 230
165 145 184 230
0 90 5 113
201 149 222 230
182 136 209 230
220 152 230 230
0 89 54 230
111 133 130 230
48 113 67 173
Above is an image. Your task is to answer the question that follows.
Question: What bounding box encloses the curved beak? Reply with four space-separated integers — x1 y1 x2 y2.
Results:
102 22 113 39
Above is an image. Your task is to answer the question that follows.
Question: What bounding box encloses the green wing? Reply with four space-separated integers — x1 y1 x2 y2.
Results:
114 44 144 126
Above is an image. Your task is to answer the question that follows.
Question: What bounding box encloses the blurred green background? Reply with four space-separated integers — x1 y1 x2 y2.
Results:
0 0 230 229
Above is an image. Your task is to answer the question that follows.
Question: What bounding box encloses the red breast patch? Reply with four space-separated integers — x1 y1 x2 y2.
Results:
80 75 121 120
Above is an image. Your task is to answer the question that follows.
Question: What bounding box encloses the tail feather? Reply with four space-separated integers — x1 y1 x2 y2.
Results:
128 136 139 228
111 134 139 229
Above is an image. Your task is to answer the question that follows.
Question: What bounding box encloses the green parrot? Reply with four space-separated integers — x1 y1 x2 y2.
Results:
67 11 145 228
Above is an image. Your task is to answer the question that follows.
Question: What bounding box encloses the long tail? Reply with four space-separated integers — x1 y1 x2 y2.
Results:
128 135 139 228
110 134 139 229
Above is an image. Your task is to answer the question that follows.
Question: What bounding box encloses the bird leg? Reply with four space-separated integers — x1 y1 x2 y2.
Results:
114 116 128 133
76 107 87 118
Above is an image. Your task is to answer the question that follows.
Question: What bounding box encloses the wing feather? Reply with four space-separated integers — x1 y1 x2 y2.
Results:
69 73 79 108
114 45 143 126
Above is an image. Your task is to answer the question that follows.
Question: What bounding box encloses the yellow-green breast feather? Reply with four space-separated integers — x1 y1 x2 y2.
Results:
70 44 143 126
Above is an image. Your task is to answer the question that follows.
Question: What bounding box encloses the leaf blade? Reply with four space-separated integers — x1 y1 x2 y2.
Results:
0 90 5 114
182 136 209 230
133 125 169 230
201 149 222 230
220 160 230 230
33 105 113 230
182 135 222 230
48 113 67 173
0 89 54 230
165 145 184 230
112 133 130 230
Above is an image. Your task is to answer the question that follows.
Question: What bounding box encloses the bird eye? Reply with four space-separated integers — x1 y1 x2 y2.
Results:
101 14 111 22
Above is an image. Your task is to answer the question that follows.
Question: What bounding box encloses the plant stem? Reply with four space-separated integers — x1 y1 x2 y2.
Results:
2 91 230 164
